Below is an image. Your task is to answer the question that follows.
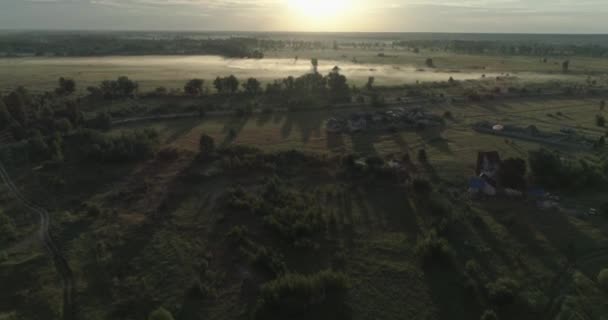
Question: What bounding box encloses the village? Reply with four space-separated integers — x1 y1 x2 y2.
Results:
325 106 445 133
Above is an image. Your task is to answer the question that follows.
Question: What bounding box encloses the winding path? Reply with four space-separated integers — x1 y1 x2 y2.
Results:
0 162 74 320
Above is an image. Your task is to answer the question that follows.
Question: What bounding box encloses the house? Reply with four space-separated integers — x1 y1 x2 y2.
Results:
476 151 501 179
348 118 367 132
326 118 343 133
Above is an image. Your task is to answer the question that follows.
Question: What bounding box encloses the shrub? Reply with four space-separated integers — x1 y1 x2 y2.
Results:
415 229 451 266
412 178 432 196
184 79 204 96
0 211 17 243
480 309 498 320
486 277 520 306
69 128 159 163
598 268 608 292
253 270 351 320
465 259 481 276
88 111 112 131
428 196 451 216
251 247 287 277
417 149 428 163
148 307 174 320
199 134 215 155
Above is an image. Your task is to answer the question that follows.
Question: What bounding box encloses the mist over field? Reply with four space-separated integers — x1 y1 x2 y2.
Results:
0 55 575 93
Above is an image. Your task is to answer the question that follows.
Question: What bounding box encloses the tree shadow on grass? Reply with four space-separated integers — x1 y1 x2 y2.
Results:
220 115 250 147
281 110 328 143
423 263 483 320
166 118 204 145
362 184 419 235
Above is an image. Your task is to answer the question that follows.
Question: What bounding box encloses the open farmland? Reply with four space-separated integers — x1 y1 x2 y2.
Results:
1 31 608 320
110 96 607 182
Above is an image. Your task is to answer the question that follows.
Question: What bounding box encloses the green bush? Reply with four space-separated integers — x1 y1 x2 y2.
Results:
486 277 520 306
412 178 432 196
69 128 159 163
598 268 608 292
254 270 351 320
480 309 498 320
0 211 17 243
148 307 174 320
415 229 451 266
199 134 215 155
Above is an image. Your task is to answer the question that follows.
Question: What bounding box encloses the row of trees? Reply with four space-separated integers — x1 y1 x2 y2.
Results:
181 60 350 102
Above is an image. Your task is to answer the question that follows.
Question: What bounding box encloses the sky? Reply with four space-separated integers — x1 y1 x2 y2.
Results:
1 0 608 33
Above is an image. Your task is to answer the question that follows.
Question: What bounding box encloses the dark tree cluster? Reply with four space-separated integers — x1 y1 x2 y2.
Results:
183 79 205 96
213 75 240 94
87 76 139 99
265 64 351 103
253 270 351 320
69 128 159 163
1 84 85 141
529 149 607 189
0 33 265 58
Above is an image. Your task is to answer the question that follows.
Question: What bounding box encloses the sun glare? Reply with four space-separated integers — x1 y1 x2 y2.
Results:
288 0 349 20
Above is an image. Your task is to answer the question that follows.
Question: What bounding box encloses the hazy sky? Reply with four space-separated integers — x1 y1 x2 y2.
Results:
1 0 607 33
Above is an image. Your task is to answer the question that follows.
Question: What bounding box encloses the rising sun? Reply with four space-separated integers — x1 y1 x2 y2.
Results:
288 0 349 19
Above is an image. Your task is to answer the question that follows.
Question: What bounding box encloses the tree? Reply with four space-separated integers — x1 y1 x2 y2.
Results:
599 268 608 292
214 76 239 94
243 78 262 95
0 99 12 130
53 118 72 134
480 310 499 320
498 158 527 189
425 58 435 68
95 76 138 99
3 88 29 125
366 77 375 91
199 134 215 155
213 77 224 93
311 58 319 73
225 75 239 93
412 178 432 196
418 149 428 164
562 60 570 73
28 131 50 160
90 111 112 131
0 210 17 243
56 77 76 95
326 67 350 102
148 307 174 320
184 79 204 96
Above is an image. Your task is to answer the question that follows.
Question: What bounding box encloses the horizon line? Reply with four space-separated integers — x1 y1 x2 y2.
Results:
1 28 608 36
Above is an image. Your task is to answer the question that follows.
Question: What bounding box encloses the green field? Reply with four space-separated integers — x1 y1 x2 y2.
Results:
110 96 607 181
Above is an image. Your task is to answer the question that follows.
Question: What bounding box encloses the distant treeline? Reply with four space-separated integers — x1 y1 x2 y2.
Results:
393 40 608 57
0 34 264 58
